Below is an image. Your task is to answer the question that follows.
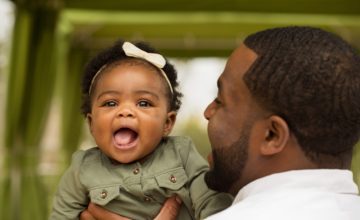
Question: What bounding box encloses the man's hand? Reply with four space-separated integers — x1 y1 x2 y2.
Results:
154 196 182 220
80 203 130 220
80 196 182 220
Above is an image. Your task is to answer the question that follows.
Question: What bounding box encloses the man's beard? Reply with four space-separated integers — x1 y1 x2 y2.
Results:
205 125 250 194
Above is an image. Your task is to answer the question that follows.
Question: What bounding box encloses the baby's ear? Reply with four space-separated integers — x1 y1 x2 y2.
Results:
163 111 177 136
86 113 93 134
260 115 290 156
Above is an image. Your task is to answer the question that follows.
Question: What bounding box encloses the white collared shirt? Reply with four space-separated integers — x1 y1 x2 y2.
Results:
206 169 360 220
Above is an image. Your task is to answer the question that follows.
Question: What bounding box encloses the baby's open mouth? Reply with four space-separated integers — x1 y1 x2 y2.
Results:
113 128 138 149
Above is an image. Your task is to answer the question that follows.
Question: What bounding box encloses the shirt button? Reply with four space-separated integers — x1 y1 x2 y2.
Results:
100 190 107 199
170 175 176 183
144 196 152 202
133 168 140 175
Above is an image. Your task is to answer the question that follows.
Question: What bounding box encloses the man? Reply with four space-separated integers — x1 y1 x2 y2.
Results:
81 26 360 219
203 26 360 219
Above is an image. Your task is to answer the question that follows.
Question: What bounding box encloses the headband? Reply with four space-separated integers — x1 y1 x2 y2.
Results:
88 41 173 95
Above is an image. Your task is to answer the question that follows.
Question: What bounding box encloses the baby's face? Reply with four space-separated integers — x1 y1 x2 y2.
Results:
87 63 176 163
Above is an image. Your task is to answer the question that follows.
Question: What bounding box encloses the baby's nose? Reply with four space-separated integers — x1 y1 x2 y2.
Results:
117 106 134 117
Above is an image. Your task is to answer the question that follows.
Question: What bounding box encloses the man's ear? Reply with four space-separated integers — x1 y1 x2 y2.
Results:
260 115 290 156
86 113 93 134
163 111 177 136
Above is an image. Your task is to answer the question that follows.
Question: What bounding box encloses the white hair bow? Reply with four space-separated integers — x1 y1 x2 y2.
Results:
88 42 173 95
122 42 173 94
122 42 166 68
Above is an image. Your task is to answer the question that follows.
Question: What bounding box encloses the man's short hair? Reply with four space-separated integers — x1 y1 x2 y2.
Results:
243 26 360 167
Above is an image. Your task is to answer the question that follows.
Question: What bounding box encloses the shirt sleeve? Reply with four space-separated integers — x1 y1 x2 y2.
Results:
179 137 233 219
49 150 89 220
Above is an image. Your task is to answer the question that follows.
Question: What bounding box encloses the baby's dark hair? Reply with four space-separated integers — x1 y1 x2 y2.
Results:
81 39 182 116
243 26 360 167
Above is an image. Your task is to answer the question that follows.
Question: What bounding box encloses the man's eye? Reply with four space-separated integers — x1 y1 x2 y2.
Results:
214 97 221 104
103 101 117 107
138 100 151 107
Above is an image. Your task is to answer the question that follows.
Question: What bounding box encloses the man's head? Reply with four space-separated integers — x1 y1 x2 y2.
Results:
205 26 360 195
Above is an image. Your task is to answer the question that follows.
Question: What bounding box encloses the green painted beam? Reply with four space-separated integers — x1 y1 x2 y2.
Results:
60 10 360 56
62 11 360 26
63 0 360 15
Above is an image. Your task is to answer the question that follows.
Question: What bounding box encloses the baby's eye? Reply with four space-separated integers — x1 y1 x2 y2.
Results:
137 100 151 108
102 100 117 107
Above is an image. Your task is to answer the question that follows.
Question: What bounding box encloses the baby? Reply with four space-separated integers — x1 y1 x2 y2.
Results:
50 40 233 219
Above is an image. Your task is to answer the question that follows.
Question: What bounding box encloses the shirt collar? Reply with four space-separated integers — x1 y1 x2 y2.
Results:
233 169 359 204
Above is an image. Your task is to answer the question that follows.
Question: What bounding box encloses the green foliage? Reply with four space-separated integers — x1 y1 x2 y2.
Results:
174 116 211 159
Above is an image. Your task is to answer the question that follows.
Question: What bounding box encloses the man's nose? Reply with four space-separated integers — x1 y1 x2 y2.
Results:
204 102 215 120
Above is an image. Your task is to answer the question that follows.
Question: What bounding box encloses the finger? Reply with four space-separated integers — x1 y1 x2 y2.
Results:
154 196 182 220
88 203 131 220
80 209 96 220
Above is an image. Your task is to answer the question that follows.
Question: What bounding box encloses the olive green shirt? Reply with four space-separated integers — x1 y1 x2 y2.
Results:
50 136 233 220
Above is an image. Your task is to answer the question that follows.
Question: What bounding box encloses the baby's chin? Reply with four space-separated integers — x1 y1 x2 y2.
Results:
109 153 138 164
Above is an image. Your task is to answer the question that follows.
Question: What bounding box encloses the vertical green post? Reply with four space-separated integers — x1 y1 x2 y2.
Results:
60 45 88 166
1 1 60 219
352 143 360 186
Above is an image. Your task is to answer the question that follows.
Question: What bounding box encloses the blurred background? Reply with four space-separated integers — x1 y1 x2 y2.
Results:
0 0 359 219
